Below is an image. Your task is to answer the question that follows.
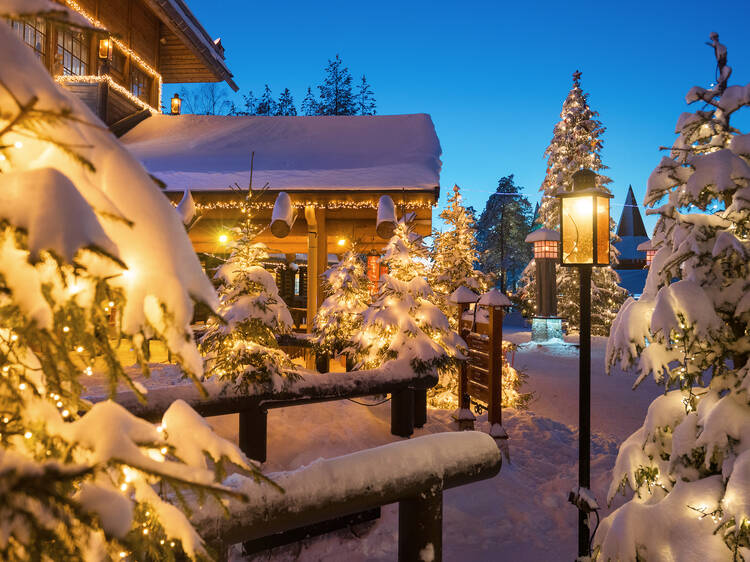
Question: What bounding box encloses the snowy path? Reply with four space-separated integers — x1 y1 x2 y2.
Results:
202 329 663 561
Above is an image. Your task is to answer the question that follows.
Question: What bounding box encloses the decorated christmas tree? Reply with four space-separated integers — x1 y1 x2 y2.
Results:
516 71 627 335
430 184 490 324
351 217 464 375
199 187 297 393
596 35 750 559
312 248 371 358
0 10 270 560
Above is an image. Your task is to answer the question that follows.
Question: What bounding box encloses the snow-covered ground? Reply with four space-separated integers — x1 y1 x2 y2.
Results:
199 327 663 561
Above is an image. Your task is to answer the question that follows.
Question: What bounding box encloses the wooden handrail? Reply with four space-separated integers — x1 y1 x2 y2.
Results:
194 431 502 562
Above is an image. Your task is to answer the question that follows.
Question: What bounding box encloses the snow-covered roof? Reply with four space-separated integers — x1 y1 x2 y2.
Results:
122 114 442 193
478 289 511 307
525 228 560 243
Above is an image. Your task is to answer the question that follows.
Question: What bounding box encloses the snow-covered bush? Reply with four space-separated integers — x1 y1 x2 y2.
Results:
516 71 627 336
351 218 465 375
200 192 298 393
0 6 272 559
597 36 750 560
312 248 370 358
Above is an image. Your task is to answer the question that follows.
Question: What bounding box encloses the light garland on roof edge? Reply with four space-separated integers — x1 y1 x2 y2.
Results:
64 0 163 108
191 199 436 211
56 75 160 114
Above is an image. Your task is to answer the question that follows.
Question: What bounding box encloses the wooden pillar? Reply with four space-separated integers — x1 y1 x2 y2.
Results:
304 207 319 369
398 485 443 562
239 406 267 463
455 302 475 430
487 305 505 436
315 207 327 312
391 388 415 438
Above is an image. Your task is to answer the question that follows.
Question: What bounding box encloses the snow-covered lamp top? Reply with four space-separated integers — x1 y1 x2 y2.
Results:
478 288 511 308
636 239 656 267
449 285 480 304
270 191 296 238
525 228 560 259
376 195 397 239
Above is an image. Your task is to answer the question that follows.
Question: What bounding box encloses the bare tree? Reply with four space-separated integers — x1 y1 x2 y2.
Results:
179 83 232 115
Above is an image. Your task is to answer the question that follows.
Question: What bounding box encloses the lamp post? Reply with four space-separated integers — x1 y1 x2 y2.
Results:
524 228 562 341
557 168 612 557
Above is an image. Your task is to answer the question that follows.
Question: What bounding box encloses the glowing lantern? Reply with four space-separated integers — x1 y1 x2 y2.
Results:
170 93 182 115
558 169 612 266
98 37 113 60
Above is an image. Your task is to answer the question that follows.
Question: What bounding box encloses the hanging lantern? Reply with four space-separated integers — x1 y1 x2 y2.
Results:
170 93 182 115
366 252 380 295
98 37 113 60
558 169 612 266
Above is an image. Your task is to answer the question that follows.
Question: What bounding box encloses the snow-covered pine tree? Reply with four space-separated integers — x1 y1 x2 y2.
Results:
0 11 270 560
430 184 490 324
312 249 370 358
596 35 750 559
301 86 319 116
199 188 297 393
275 87 297 116
317 54 356 116
351 217 464 374
516 71 627 335
356 75 376 115
255 84 277 116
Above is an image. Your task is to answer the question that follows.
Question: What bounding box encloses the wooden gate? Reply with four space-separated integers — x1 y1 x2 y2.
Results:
454 292 509 439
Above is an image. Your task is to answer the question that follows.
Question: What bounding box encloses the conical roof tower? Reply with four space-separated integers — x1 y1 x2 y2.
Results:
614 186 650 269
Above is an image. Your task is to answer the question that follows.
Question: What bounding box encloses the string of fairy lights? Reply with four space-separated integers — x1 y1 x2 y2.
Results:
191 199 436 212
63 0 163 112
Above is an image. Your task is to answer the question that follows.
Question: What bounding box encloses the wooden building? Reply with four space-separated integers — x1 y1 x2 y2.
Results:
122 113 442 330
7 0 236 126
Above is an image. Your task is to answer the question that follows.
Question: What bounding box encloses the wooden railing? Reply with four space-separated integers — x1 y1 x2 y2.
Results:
195 431 502 562
85 359 436 462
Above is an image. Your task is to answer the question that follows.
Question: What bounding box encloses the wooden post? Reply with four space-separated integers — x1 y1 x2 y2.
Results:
315 207 327 315
315 352 330 374
413 387 427 428
391 388 414 438
487 305 506 439
239 406 268 463
398 485 443 562
304 206 318 369
455 302 475 430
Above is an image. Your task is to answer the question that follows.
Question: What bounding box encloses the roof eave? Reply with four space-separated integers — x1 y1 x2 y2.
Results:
146 0 238 91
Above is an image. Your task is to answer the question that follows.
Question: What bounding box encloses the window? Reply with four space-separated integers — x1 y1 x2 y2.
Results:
8 17 47 62
57 28 89 75
130 67 152 102
533 241 559 259
111 47 126 74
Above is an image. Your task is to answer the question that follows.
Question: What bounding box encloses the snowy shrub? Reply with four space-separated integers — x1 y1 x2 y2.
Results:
597 36 750 560
200 192 298 392
312 248 370 359
351 217 465 375
0 7 273 560
516 71 627 336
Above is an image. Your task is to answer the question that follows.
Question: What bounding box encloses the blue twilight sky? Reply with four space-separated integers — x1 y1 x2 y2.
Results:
177 0 750 233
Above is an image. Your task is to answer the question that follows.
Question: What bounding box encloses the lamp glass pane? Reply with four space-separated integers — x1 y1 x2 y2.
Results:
596 196 610 265
561 195 593 264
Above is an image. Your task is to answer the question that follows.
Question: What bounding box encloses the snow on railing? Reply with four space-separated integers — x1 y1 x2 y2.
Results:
193 431 502 561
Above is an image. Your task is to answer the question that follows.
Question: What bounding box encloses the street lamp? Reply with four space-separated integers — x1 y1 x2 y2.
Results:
524 228 561 341
557 168 612 558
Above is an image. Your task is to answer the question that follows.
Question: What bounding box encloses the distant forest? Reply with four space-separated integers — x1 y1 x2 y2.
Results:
178 54 376 117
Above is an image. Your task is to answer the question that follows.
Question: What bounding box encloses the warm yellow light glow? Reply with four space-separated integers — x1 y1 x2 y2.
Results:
170 93 181 115
337 238 346 246
56 75 160 114
98 38 112 59
219 233 229 244
561 194 594 264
